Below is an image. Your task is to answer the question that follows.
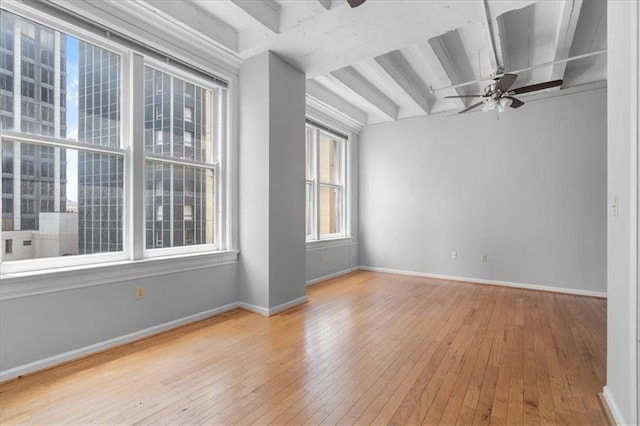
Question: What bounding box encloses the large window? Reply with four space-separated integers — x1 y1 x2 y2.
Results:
0 7 228 273
143 65 218 251
305 121 347 241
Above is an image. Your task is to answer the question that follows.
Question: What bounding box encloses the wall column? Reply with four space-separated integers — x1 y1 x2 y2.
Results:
238 51 306 314
605 0 639 424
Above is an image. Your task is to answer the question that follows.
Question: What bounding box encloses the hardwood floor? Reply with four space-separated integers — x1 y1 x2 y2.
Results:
0 271 607 425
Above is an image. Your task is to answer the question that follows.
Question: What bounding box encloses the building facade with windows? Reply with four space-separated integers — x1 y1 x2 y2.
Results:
143 66 215 250
77 40 123 254
0 11 70 261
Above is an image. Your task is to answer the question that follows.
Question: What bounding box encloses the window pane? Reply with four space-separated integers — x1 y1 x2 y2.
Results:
144 66 215 163
305 126 313 180
0 11 121 146
145 160 214 249
319 185 341 236
77 151 124 254
319 132 341 185
306 182 313 238
1 141 123 260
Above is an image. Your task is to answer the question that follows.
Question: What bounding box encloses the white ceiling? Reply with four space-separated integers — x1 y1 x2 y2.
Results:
48 0 607 128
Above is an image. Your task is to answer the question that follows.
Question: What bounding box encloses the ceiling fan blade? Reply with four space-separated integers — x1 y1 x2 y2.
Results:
445 95 487 98
495 73 518 93
511 79 563 95
458 101 485 114
347 0 366 7
505 96 525 108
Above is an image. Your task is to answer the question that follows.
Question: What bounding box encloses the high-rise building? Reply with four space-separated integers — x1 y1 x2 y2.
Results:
143 66 214 249
0 11 67 259
77 41 122 254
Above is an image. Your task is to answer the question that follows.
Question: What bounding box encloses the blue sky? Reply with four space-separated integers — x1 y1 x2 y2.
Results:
66 36 78 203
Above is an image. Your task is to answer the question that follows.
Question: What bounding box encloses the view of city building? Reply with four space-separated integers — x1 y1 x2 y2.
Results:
143 66 215 249
77 40 122 254
0 11 71 261
1 10 216 261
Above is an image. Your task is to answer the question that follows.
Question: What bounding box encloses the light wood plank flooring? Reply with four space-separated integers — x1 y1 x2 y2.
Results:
0 271 607 425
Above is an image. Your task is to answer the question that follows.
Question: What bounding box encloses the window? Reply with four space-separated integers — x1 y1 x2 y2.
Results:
305 121 347 240
144 65 219 250
184 130 193 148
5 239 12 254
184 205 193 221
154 178 162 196
0 8 229 273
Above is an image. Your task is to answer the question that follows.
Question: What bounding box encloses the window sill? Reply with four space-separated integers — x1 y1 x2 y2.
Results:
306 237 355 252
0 250 239 300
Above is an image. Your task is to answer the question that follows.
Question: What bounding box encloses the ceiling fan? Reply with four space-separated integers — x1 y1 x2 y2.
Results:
347 0 366 8
446 73 563 114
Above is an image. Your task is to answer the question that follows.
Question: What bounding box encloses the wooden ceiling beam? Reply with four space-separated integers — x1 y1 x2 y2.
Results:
549 0 584 81
374 50 435 114
331 67 399 120
230 0 281 34
306 79 368 126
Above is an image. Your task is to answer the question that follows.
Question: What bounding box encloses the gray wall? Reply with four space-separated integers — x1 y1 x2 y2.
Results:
359 89 607 294
267 53 306 308
306 241 358 284
238 52 271 309
605 0 639 423
0 260 238 376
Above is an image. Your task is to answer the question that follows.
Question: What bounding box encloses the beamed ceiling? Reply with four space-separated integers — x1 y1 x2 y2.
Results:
46 0 606 128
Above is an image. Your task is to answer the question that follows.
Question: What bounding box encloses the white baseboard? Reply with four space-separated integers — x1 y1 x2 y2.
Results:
239 296 309 317
358 266 607 298
238 301 270 316
0 302 240 383
603 385 628 425
268 296 309 315
306 267 359 286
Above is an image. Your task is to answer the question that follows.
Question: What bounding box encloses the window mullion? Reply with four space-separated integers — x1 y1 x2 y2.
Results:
128 52 145 260
318 182 342 190
341 138 347 237
217 88 227 249
169 165 174 247
313 128 320 241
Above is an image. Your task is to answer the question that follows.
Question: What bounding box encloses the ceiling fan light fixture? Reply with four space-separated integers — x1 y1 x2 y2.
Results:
497 97 513 112
482 98 497 112
347 0 366 8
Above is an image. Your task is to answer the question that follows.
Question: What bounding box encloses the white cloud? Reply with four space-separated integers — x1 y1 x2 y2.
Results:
67 77 79 103
67 127 78 141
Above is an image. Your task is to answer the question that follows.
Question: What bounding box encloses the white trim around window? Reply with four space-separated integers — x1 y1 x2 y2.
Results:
305 120 348 242
0 3 233 276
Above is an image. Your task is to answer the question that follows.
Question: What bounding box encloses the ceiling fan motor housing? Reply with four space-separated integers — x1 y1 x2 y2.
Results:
485 83 499 97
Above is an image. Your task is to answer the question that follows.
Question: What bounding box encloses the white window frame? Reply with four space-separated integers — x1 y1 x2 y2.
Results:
305 121 347 242
0 4 231 275
142 57 223 259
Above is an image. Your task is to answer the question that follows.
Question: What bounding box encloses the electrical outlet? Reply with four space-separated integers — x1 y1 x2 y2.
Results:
481 254 488 263
136 286 144 299
451 250 457 259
